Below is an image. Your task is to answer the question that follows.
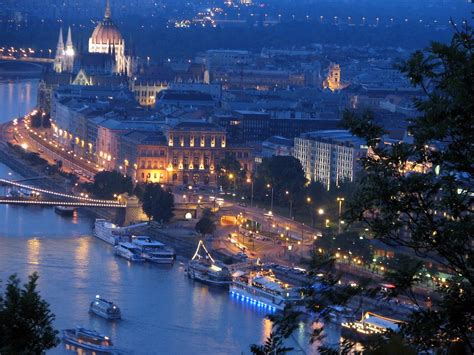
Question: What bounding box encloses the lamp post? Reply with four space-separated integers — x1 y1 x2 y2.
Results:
229 173 236 202
247 177 254 207
267 183 274 214
318 208 325 229
286 190 293 219
306 197 314 226
337 197 345 233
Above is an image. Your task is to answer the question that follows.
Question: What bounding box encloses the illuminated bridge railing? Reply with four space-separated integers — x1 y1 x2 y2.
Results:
0 179 121 205
0 197 126 208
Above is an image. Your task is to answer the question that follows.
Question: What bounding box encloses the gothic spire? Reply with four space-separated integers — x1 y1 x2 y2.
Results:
104 0 111 20
56 27 64 52
66 26 73 47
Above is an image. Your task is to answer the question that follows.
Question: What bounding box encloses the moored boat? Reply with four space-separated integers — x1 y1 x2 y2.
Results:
132 235 175 264
94 219 127 245
341 311 403 340
62 327 117 353
54 206 76 216
230 270 302 311
114 242 145 262
89 295 121 320
188 240 231 287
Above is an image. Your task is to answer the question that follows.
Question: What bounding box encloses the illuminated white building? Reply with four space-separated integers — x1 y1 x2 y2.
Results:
293 130 368 190
53 0 133 76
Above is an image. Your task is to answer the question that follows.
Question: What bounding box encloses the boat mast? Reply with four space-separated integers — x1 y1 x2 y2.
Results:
192 240 215 263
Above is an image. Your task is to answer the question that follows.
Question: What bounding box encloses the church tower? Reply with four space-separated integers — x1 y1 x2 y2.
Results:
63 26 75 73
54 28 65 73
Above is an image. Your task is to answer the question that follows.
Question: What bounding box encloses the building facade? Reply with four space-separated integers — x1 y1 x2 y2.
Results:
134 122 252 186
293 130 368 190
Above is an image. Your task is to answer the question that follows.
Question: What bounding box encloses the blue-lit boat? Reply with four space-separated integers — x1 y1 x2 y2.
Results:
230 270 301 311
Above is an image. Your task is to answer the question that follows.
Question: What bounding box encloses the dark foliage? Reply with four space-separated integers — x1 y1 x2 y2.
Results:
0 273 59 353
85 170 133 199
139 183 174 223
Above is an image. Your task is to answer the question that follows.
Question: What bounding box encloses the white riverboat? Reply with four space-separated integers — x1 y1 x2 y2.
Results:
230 270 301 311
341 311 403 338
131 235 175 264
188 240 231 287
89 295 121 320
62 327 117 353
114 242 145 262
94 219 127 245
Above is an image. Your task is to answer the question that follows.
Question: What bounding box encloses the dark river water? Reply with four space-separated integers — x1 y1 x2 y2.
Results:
0 79 318 354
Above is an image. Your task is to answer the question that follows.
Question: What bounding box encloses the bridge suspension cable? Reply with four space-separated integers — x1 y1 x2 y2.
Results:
0 179 122 205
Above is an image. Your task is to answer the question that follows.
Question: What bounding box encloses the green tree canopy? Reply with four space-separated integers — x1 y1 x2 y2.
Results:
217 155 244 191
256 156 307 204
195 216 216 237
139 183 174 223
85 170 133 199
342 24 474 352
0 273 59 353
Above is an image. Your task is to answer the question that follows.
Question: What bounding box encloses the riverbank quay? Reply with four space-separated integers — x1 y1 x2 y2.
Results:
0 125 119 222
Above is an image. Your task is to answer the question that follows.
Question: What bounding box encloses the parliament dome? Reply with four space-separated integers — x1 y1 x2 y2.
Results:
90 20 123 45
90 0 122 46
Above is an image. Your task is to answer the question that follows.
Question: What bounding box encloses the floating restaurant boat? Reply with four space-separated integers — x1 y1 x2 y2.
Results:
54 206 75 216
114 242 145 262
230 270 302 311
187 240 231 287
94 219 127 245
62 327 117 353
341 311 403 338
132 235 175 264
89 295 121 320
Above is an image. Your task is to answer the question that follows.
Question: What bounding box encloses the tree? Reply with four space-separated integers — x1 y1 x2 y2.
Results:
251 26 474 354
195 216 216 237
85 170 133 199
0 273 59 353
217 155 244 191
341 24 474 353
256 156 306 205
139 183 174 223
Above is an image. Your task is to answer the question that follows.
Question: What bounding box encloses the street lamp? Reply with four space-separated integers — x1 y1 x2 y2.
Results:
337 197 345 233
267 183 274 214
246 177 254 207
286 190 293 219
229 173 236 202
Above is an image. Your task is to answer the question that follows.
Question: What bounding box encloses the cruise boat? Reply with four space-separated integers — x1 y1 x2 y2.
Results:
114 242 145 262
230 270 302 311
188 240 231 287
62 327 116 353
89 295 121 320
341 311 403 338
94 219 127 245
131 235 175 264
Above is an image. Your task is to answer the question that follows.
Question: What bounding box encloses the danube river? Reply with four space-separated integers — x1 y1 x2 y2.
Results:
0 79 315 354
